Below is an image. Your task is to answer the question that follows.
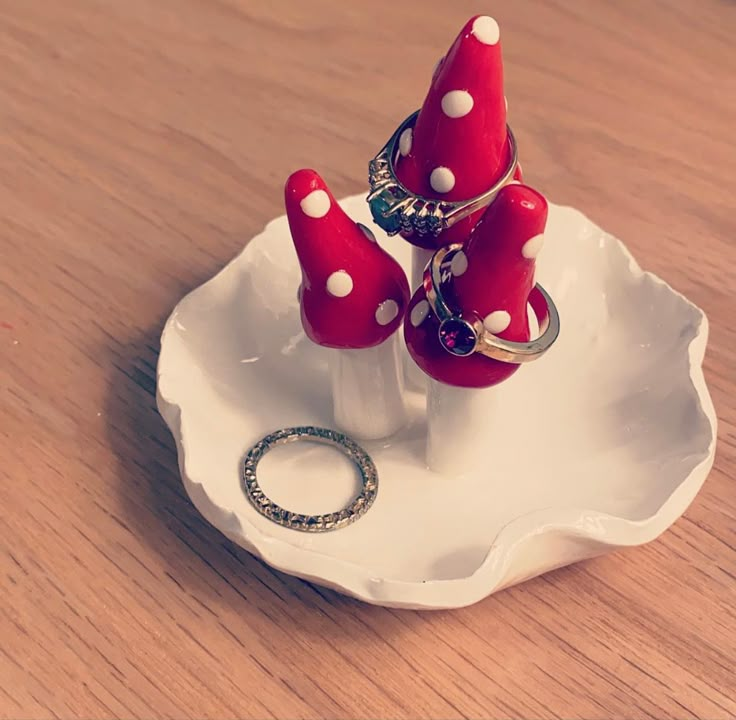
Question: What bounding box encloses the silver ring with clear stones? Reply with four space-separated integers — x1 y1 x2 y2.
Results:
242 426 378 533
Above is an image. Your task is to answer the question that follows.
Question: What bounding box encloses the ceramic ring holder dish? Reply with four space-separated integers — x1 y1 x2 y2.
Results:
156 16 716 610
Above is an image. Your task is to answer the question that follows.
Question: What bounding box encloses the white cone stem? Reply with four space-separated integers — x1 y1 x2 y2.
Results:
330 334 408 440
426 380 497 476
411 246 435 291
405 246 435 394
402 333 427 394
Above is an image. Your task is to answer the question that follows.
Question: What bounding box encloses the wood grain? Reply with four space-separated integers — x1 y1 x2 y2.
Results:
1 1 735 717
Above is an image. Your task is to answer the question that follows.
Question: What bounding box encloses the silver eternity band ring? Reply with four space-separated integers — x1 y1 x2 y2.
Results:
242 426 378 533
367 110 519 237
423 244 560 363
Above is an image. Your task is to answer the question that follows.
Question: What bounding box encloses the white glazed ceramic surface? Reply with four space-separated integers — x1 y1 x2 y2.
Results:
157 194 716 610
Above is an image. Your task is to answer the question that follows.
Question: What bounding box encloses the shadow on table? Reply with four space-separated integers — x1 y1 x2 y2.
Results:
103 308 429 641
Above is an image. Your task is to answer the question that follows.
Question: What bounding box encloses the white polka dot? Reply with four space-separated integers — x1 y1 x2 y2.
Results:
521 234 544 259
375 299 399 326
326 270 353 298
441 90 474 118
410 299 430 327
472 16 500 45
430 166 455 194
357 223 376 242
300 189 330 218
450 250 468 277
508 180 521 185
483 310 511 335
399 128 413 157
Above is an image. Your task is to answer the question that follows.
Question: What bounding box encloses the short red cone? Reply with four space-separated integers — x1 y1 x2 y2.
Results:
404 184 548 387
285 169 410 349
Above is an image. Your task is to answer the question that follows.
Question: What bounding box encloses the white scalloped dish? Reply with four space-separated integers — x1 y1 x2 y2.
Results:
156 194 716 609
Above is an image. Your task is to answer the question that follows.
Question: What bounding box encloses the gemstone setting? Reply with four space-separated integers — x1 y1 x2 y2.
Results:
438 317 478 357
369 194 402 235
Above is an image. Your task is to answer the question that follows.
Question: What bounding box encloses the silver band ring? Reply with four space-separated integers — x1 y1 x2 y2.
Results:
367 110 518 237
424 244 560 363
242 426 378 533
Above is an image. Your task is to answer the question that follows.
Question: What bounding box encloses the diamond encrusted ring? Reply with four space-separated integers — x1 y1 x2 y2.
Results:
242 426 378 533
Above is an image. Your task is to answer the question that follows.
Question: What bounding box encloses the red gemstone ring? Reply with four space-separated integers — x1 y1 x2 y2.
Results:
423 244 560 363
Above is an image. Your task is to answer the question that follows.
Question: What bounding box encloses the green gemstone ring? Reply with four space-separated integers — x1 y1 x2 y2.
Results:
367 110 518 237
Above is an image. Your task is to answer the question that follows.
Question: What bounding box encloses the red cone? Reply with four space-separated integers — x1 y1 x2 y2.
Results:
396 15 511 249
285 169 410 349
404 184 548 387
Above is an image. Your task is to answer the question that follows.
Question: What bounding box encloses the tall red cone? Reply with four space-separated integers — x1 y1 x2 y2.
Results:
396 15 512 249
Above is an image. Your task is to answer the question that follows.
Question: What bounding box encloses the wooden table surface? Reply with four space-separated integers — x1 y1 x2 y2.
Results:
2 1 735 718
